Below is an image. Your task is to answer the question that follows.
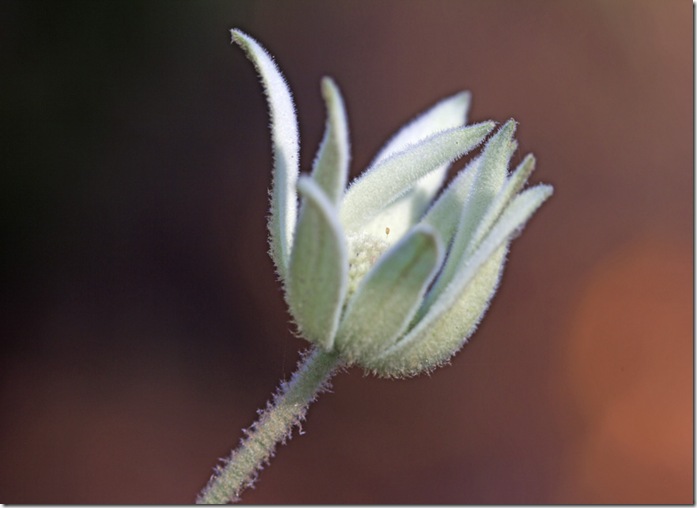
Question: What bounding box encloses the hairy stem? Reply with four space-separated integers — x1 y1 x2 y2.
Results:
196 348 343 504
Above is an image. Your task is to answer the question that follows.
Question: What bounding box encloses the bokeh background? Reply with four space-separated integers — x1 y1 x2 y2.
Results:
1 0 692 503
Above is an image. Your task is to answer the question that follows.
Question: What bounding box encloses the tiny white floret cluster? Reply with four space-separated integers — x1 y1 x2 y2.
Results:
232 29 552 378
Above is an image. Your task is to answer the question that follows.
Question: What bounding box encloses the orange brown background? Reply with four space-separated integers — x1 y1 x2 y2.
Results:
1 0 692 503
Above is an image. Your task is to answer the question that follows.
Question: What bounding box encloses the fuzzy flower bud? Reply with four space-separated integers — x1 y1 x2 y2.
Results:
232 29 552 378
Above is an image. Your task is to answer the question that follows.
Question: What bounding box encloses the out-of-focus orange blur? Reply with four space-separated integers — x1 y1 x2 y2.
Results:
559 237 692 503
1 0 692 503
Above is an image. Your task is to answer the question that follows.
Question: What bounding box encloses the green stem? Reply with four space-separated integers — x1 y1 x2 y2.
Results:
196 348 343 504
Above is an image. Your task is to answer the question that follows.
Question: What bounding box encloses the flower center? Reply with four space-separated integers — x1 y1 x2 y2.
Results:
346 232 390 298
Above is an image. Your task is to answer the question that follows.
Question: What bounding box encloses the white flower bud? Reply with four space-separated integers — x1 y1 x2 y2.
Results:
232 29 552 378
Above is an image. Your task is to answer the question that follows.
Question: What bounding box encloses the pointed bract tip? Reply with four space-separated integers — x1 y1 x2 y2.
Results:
522 152 536 168
320 76 339 98
472 120 496 134
230 29 258 52
500 118 518 136
230 28 245 43
452 90 471 107
539 183 554 197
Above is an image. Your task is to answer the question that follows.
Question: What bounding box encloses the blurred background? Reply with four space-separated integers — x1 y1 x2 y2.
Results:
1 0 692 503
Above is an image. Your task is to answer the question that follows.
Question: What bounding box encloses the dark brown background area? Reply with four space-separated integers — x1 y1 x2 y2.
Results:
1 0 692 503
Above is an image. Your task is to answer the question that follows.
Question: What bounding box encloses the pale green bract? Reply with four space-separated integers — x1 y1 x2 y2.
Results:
231 29 552 378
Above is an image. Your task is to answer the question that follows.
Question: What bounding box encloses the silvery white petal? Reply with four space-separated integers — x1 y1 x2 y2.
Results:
372 184 553 377
420 120 516 312
231 29 299 281
335 225 444 364
466 153 536 257
311 77 350 204
365 92 471 233
287 176 348 351
371 91 471 164
340 122 494 233
419 155 482 245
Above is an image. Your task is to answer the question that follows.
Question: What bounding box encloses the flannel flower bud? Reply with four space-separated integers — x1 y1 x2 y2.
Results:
232 29 552 378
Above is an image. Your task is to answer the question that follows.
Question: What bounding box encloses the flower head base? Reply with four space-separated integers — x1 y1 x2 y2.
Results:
232 29 552 378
